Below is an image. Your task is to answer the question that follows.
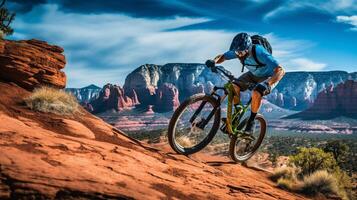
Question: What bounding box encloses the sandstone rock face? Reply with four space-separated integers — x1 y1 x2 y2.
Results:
124 64 161 105
288 80 357 119
88 83 140 113
124 64 357 112
0 39 66 90
61 119 95 139
0 81 307 200
271 71 357 110
123 63 225 111
154 83 180 112
84 63 357 115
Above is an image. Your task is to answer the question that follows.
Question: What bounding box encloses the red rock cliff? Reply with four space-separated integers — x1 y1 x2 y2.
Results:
0 39 66 90
289 80 357 119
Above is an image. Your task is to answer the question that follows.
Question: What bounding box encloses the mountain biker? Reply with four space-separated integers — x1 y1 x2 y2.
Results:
206 33 285 135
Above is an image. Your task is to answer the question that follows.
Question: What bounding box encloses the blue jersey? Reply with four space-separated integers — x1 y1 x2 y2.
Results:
223 44 279 77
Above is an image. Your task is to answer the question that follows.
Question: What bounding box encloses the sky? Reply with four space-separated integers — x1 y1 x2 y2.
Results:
6 0 357 88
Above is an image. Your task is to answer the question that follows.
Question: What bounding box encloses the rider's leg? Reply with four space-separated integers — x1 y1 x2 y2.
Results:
232 84 241 105
251 90 262 113
225 84 241 134
244 90 261 133
244 67 285 133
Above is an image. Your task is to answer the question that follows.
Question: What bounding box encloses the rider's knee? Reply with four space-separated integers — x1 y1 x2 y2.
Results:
233 84 241 92
253 83 270 96
252 89 262 98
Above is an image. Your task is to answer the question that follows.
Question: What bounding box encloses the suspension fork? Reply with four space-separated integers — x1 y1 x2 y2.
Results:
189 89 221 129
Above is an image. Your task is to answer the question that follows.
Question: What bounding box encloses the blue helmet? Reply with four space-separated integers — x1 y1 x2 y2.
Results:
229 32 252 52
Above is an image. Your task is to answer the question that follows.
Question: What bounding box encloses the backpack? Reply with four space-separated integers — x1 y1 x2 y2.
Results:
241 35 273 72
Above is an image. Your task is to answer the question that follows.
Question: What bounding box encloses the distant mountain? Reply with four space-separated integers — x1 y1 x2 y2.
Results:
286 80 357 119
66 84 101 103
71 64 356 114
123 63 225 104
123 63 357 111
87 83 140 113
270 71 357 110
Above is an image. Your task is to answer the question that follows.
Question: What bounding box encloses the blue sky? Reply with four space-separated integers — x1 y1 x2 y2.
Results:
7 0 357 88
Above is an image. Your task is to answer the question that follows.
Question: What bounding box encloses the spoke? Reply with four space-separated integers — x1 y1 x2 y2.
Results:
234 118 262 159
174 99 215 149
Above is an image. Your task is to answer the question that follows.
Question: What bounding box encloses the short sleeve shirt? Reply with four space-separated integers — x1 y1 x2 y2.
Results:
223 45 279 77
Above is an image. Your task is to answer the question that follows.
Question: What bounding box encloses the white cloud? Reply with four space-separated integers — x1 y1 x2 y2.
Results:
336 15 357 31
12 4 215 87
12 4 327 87
262 33 326 71
289 58 327 71
264 0 357 21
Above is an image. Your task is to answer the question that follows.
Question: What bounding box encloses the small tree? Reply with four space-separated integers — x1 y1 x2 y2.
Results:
323 140 349 166
0 0 15 37
289 147 338 176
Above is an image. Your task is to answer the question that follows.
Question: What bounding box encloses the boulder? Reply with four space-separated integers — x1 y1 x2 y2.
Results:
0 39 66 90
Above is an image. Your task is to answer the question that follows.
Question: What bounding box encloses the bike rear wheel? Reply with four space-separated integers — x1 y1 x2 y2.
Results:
229 114 266 162
168 94 221 155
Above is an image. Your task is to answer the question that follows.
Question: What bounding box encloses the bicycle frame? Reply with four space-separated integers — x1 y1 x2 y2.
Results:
189 80 251 136
215 82 251 135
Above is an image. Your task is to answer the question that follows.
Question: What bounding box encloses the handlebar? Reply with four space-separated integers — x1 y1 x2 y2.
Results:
205 60 235 81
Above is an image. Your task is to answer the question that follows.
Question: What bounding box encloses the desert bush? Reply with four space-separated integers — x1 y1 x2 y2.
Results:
289 147 338 176
25 86 80 115
333 169 354 200
269 167 297 182
299 170 339 197
277 178 297 191
273 147 353 199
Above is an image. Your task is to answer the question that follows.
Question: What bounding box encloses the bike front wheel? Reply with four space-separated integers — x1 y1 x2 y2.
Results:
229 114 266 162
168 94 221 155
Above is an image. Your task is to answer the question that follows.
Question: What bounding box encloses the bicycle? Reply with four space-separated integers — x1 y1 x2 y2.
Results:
167 64 267 162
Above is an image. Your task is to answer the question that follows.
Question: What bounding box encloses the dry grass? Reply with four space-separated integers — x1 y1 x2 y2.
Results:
271 168 348 199
25 86 80 115
299 170 339 197
277 178 296 191
269 167 297 182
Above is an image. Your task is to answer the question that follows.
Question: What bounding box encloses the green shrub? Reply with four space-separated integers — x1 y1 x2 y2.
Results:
269 167 297 182
289 147 338 176
323 140 349 167
275 147 353 199
25 86 80 115
299 170 339 196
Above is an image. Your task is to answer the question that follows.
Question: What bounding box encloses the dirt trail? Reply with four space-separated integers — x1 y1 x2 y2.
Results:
0 82 308 199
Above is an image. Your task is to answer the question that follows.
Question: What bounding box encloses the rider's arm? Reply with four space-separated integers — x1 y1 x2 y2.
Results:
214 50 238 64
214 54 225 64
267 66 285 86
254 45 285 86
